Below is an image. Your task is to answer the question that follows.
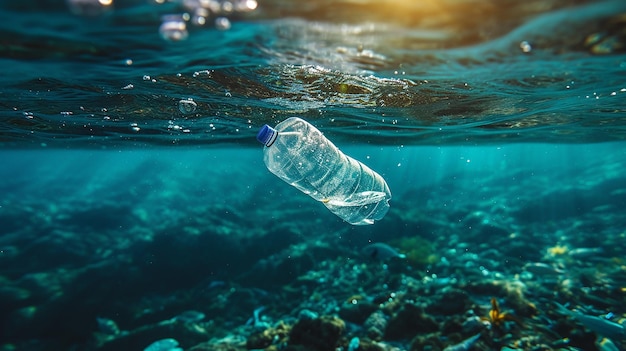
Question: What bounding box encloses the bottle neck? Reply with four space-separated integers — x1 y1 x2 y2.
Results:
265 131 302 147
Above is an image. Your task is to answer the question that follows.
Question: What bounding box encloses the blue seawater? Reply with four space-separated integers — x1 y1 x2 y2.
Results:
1 0 626 350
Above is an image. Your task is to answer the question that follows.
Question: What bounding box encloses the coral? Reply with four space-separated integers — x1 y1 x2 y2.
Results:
363 311 388 341
426 289 471 315
288 316 345 351
188 335 247 351
547 244 568 256
246 322 290 349
96 319 210 351
496 280 537 318
352 338 386 351
481 298 520 329
408 333 443 351
339 299 378 325
384 303 438 340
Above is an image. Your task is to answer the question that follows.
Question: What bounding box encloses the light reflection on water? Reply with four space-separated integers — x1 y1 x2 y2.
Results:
0 0 625 147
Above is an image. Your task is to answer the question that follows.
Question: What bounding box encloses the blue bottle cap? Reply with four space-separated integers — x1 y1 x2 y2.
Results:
256 125 277 146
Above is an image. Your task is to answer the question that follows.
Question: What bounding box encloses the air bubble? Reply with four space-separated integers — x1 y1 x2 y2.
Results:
238 0 257 11
193 70 211 78
215 17 231 31
519 41 532 53
178 99 198 114
221 1 234 13
168 123 182 131
159 15 188 41
192 8 209 26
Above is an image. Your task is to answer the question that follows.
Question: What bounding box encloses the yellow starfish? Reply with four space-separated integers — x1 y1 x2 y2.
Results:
482 298 520 328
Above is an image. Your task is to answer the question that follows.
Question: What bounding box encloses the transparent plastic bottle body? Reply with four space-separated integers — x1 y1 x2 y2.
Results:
258 117 391 225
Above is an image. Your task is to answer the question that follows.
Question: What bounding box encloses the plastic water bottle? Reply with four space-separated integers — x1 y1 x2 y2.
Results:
256 117 391 225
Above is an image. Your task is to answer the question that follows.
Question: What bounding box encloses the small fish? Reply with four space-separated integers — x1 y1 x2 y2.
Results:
523 262 565 276
172 310 205 323
555 303 625 341
443 333 481 351
568 247 604 258
362 243 406 261
96 317 120 335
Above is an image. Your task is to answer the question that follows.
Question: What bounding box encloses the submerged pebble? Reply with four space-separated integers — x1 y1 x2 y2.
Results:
144 338 182 351
96 317 120 335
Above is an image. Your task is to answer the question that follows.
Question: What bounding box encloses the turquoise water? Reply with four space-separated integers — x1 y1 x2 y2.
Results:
1 0 626 350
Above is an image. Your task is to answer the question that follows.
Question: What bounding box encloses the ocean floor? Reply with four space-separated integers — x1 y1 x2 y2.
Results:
1 145 625 351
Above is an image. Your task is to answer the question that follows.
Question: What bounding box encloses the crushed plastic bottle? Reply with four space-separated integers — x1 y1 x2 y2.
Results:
257 117 391 225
